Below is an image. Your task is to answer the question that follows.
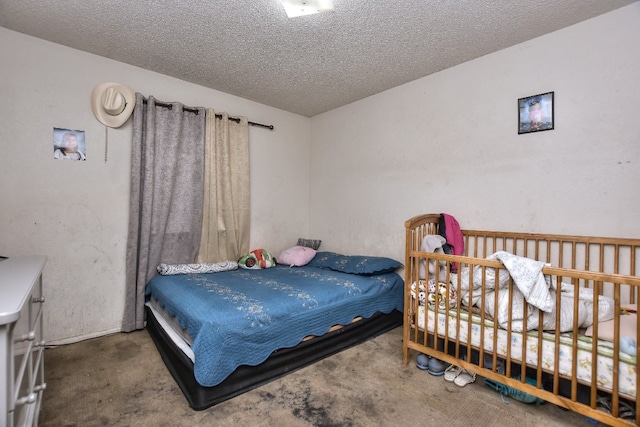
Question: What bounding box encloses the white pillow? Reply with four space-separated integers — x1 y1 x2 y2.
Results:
278 246 317 267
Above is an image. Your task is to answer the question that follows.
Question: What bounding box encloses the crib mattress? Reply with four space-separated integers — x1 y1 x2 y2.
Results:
415 304 637 398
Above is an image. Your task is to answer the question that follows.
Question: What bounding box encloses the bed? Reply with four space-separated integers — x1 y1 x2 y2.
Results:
144 252 404 410
403 213 640 426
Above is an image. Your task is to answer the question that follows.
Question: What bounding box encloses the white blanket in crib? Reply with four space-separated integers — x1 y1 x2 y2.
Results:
452 251 614 332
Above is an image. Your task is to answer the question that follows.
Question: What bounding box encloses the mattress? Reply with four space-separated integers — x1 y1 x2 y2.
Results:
146 265 404 387
144 263 404 409
415 303 637 398
145 304 402 410
146 298 194 362
146 296 370 364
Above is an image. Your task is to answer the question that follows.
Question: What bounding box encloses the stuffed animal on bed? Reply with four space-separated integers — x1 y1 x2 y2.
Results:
238 249 276 269
419 234 447 280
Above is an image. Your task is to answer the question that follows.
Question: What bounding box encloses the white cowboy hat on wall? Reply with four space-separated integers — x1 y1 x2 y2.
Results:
91 82 135 128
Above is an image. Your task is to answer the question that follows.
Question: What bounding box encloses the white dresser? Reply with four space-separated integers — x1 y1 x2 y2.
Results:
0 256 46 427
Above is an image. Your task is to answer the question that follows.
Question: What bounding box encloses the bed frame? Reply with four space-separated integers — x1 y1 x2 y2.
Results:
403 213 640 426
146 305 402 410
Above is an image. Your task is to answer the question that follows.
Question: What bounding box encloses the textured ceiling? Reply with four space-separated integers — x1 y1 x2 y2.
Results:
0 0 636 117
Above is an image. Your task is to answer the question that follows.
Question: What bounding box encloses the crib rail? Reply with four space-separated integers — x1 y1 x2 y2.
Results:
463 229 640 286
405 214 640 303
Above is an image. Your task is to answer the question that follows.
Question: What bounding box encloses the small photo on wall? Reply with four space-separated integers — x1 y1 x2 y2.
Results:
518 91 554 134
53 127 86 161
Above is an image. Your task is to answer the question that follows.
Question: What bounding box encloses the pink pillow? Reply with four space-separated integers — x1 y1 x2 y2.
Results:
585 304 637 343
278 246 317 267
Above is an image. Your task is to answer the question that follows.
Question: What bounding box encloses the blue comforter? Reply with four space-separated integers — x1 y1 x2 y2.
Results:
145 265 403 387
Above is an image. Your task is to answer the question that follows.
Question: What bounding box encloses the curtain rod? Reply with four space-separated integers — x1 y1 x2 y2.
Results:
141 99 274 130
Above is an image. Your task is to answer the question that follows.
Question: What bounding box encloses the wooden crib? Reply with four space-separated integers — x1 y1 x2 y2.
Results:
403 213 640 426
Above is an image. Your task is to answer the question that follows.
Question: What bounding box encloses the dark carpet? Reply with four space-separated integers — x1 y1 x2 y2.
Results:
40 327 590 426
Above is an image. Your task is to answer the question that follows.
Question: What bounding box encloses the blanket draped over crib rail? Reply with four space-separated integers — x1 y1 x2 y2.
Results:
449 251 615 332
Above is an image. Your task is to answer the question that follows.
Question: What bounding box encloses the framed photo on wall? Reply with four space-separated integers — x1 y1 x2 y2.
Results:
518 91 554 134
53 127 86 161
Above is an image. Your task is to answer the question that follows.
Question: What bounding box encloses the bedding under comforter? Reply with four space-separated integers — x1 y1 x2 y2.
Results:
450 251 614 332
145 265 404 387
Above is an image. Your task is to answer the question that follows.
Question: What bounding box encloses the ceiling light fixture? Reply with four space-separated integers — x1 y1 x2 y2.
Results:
281 0 334 18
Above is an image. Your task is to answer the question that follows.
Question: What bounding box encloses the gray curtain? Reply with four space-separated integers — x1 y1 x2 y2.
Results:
197 110 250 263
122 94 206 332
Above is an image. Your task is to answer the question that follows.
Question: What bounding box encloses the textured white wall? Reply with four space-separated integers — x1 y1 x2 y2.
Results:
309 4 640 262
0 28 311 344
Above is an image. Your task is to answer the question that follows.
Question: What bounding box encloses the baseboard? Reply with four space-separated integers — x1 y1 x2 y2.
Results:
46 327 122 346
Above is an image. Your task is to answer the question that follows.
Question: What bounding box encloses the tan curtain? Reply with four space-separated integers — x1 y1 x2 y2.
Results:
197 109 250 263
